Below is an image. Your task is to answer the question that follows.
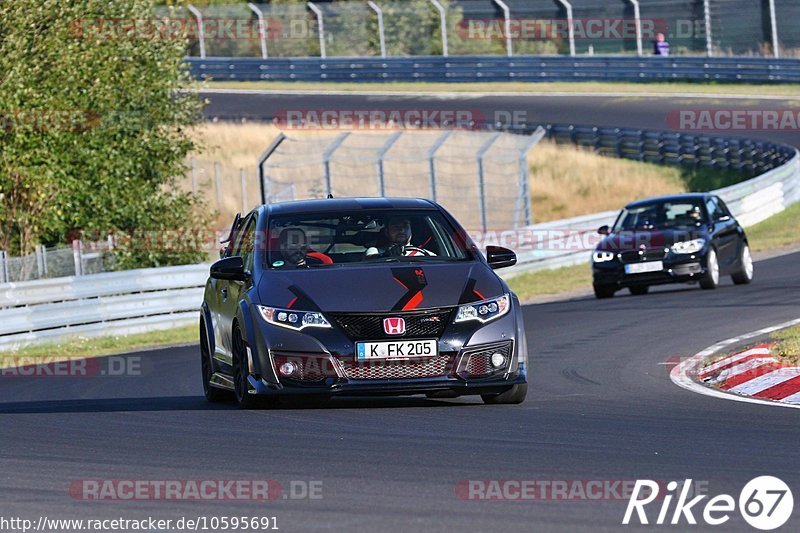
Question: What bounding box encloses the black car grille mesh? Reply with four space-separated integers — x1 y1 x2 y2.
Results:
619 249 666 264
335 354 454 380
464 342 513 378
329 308 454 341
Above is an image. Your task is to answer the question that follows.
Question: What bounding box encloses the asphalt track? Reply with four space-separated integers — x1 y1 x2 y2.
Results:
2 91 800 532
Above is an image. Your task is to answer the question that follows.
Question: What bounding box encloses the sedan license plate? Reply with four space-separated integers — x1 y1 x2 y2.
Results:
625 261 664 274
356 339 438 360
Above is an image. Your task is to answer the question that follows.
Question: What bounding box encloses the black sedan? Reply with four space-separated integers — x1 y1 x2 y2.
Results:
591 193 753 298
200 197 528 408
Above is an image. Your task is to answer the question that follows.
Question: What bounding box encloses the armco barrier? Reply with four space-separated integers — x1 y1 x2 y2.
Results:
186 55 800 83
0 264 209 351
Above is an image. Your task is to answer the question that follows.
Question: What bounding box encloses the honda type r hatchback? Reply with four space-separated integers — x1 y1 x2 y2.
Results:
200 198 528 408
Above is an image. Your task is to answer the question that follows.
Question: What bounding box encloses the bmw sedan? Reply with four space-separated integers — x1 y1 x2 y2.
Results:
591 193 753 298
200 197 528 408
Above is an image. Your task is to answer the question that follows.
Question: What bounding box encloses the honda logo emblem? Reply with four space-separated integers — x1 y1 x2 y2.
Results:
383 317 406 335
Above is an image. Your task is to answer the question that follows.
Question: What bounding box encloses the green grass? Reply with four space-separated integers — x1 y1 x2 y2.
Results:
1 325 198 360
201 80 800 98
773 324 800 364
506 264 592 302
744 201 800 253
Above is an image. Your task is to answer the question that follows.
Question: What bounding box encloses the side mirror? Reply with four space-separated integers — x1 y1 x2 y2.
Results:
210 256 249 281
598 225 610 235
486 246 516 270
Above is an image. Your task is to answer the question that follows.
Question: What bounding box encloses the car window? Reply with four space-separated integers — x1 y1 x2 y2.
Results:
230 216 256 271
265 210 471 269
614 200 706 230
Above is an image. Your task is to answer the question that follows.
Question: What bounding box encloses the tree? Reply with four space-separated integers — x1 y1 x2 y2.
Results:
0 0 210 268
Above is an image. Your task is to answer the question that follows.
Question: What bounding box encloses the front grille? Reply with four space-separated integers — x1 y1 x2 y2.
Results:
464 342 513 378
619 249 666 264
335 354 454 380
329 308 454 341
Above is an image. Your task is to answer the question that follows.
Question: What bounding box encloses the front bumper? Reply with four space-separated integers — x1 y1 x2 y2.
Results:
592 252 707 288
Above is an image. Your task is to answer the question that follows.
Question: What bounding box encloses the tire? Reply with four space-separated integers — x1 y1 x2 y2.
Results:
628 285 649 296
482 383 528 405
232 327 268 409
593 284 616 299
731 244 754 285
200 321 228 403
700 248 720 290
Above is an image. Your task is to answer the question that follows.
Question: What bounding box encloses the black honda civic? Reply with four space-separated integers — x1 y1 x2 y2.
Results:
591 193 753 298
200 197 528 408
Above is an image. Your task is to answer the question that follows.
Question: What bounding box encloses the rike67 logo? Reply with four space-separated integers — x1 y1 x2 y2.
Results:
623 476 793 530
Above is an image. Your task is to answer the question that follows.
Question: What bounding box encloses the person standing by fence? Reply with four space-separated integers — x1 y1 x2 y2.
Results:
653 33 670 56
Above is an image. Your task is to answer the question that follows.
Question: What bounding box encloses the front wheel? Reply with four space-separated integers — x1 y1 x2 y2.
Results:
629 285 649 296
731 244 754 285
593 284 616 299
482 383 527 405
232 327 268 409
700 248 720 290
201 322 228 403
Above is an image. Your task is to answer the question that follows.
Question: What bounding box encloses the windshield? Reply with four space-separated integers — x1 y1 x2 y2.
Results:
613 201 708 231
265 210 472 269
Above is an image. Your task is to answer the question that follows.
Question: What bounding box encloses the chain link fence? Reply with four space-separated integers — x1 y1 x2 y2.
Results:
172 0 800 59
0 243 111 284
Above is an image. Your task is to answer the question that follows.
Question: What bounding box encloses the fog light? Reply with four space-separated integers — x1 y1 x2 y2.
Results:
490 352 506 368
279 361 299 377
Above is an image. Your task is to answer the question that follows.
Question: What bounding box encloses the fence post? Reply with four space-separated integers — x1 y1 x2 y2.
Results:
240 168 248 212
214 161 222 211
376 132 402 197
518 127 546 227
768 0 779 58
476 132 502 233
35 245 44 279
626 0 643 56
187 4 207 59
428 0 448 57
307 2 327 59
703 0 713 56
72 239 84 276
257 133 287 204
555 0 576 57
247 3 269 59
322 132 351 197
427 130 452 202
367 1 387 58
0 251 7 284
492 0 513 57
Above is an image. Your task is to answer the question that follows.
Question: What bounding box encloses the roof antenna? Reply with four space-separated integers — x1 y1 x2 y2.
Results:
327 193 334 199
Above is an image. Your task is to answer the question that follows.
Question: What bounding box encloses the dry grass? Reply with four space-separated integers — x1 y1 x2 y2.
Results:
528 142 686 221
187 122 686 225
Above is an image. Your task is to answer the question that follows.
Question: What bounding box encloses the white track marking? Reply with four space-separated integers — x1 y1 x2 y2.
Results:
780 391 800 404
728 368 800 395
670 318 800 410
704 357 777 385
698 347 772 377
195 88 800 101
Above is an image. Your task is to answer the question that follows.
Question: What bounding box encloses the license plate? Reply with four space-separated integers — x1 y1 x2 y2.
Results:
625 261 664 274
356 339 438 360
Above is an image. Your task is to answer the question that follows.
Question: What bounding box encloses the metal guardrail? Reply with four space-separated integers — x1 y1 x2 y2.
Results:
186 56 800 83
0 265 209 351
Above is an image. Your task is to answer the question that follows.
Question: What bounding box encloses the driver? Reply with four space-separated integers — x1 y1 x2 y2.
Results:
688 206 704 224
365 216 435 257
276 228 331 267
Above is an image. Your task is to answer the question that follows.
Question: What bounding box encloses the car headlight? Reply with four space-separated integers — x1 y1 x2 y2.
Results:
454 294 510 324
257 305 331 330
671 239 706 254
592 250 616 263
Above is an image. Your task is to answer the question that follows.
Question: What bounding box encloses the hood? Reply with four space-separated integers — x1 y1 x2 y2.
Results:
597 228 709 252
257 262 503 313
